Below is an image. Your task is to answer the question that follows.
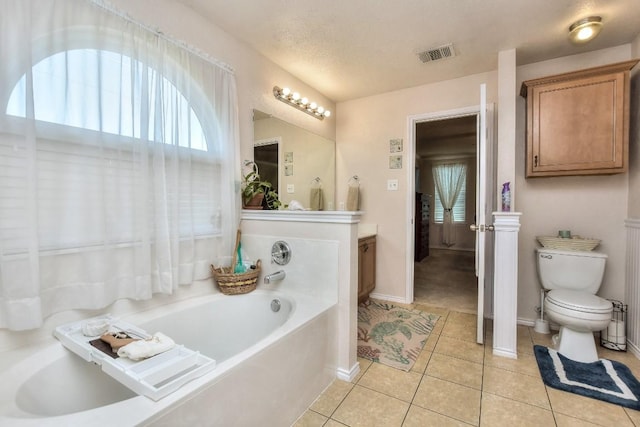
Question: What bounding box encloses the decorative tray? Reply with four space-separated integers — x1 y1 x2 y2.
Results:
54 315 216 401
536 236 601 251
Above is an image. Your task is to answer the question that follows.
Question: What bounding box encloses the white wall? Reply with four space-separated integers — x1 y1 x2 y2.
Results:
240 212 361 380
336 72 498 301
336 44 637 322
516 46 634 323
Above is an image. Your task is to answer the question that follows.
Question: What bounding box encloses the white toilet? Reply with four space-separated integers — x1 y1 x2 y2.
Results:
536 247 612 363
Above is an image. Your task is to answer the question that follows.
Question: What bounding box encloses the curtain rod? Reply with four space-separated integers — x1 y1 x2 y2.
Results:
88 0 235 74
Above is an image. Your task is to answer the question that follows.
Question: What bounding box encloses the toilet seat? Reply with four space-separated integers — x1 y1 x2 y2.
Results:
546 289 612 315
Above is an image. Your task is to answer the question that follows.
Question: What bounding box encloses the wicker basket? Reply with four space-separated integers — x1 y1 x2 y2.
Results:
211 259 261 295
536 236 601 251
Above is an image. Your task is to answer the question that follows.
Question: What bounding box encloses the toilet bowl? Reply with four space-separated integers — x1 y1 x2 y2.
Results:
536 248 612 363
545 289 612 362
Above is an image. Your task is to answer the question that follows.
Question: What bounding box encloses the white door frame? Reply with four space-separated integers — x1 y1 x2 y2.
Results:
405 105 495 309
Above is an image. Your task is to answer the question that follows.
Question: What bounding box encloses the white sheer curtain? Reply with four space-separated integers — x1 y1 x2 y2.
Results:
433 163 466 247
0 0 238 330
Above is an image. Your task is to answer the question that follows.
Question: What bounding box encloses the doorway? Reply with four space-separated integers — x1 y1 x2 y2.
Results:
413 115 478 313
254 138 280 196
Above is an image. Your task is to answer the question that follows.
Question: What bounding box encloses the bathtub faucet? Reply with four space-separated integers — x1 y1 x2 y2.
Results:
264 270 286 284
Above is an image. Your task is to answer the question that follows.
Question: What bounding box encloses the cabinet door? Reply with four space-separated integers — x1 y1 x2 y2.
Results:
526 71 627 177
358 237 376 303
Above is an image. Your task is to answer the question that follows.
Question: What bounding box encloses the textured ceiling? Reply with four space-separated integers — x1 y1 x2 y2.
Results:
175 0 640 102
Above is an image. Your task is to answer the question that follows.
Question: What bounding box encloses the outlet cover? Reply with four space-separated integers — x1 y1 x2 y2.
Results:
287 184 295 193
387 179 398 191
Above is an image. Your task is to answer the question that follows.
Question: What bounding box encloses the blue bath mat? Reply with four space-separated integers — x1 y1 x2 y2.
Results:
534 345 640 410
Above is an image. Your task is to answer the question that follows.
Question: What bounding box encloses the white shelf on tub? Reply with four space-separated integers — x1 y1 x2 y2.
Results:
53 315 216 401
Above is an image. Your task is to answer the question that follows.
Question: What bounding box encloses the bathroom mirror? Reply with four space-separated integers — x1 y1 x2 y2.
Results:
253 109 335 209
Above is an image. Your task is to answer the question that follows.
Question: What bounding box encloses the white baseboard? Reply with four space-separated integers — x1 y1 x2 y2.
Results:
369 292 408 304
336 362 360 382
626 340 640 360
428 246 475 252
493 347 518 359
517 317 536 327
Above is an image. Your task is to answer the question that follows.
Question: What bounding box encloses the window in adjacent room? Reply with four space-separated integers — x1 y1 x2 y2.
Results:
433 162 467 223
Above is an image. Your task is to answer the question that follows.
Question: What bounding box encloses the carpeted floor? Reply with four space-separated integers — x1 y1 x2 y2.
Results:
414 248 477 313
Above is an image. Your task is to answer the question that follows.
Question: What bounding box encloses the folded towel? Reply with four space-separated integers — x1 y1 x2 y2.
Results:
346 185 359 211
117 332 176 361
100 332 139 352
309 187 324 211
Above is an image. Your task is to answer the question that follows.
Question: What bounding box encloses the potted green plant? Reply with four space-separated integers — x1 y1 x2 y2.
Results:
241 163 281 210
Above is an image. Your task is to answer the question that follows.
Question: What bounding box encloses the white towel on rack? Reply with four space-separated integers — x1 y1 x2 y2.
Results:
309 187 324 210
117 332 176 361
346 185 359 211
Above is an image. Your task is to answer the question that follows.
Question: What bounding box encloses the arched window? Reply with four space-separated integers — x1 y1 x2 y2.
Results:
7 49 208 150
0 0 238 331
3 48 222 250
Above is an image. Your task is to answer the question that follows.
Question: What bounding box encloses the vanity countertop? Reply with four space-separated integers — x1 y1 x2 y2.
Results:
358 223 377 239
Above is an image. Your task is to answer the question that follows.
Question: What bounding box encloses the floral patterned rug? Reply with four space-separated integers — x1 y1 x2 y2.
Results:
357 300 439 371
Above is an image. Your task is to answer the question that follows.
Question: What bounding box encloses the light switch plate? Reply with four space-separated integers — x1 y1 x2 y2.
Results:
287 184 295 193
387 179 398 191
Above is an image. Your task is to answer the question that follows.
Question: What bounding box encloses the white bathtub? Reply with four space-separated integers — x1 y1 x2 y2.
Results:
0 289 337 426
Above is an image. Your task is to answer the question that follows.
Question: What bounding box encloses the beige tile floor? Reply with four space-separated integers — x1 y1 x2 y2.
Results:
294 306 640 427
413 249 477 314
295 249 640 426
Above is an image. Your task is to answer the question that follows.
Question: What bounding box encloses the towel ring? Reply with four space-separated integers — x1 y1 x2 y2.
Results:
310 177 322 188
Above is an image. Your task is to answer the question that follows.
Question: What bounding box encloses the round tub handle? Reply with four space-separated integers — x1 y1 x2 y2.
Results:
271 241 292 265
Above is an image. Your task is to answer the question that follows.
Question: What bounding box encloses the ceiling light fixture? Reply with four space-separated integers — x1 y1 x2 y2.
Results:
273 86 331 120
569 16 603 44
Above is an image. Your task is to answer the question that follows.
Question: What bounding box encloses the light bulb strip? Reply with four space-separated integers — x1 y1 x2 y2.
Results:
273 86 331 120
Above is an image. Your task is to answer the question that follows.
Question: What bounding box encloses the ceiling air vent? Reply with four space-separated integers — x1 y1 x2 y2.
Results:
417 44 456 63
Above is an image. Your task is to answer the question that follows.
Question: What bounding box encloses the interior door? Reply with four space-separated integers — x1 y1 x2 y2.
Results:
473 84 488 344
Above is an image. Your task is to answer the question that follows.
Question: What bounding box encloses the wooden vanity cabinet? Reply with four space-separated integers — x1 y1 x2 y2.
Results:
358 235 376 304
520 59 638 178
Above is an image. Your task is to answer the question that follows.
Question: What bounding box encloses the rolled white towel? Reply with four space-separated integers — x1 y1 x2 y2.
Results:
288 200 305 210
117 332 175 361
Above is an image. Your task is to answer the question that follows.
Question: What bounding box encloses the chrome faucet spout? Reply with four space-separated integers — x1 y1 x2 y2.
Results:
264 270 286 284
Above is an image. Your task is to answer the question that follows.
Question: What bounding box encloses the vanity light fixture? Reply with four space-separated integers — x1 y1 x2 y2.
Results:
273 86 331 120
569 16 603 44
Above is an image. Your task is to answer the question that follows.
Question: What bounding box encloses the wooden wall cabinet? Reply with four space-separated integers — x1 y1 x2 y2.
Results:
358 236 376 304
520 59 638 178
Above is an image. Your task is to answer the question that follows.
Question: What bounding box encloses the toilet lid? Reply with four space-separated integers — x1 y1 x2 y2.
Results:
546 289 612 314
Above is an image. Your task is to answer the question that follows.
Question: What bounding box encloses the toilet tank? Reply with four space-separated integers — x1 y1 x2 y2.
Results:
536 248 607 293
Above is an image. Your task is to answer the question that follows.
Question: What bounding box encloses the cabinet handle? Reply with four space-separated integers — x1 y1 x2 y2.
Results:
534 155 538 167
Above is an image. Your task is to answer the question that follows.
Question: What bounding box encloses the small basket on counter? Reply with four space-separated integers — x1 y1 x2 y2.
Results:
536 236 601 251
211 259 261 295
